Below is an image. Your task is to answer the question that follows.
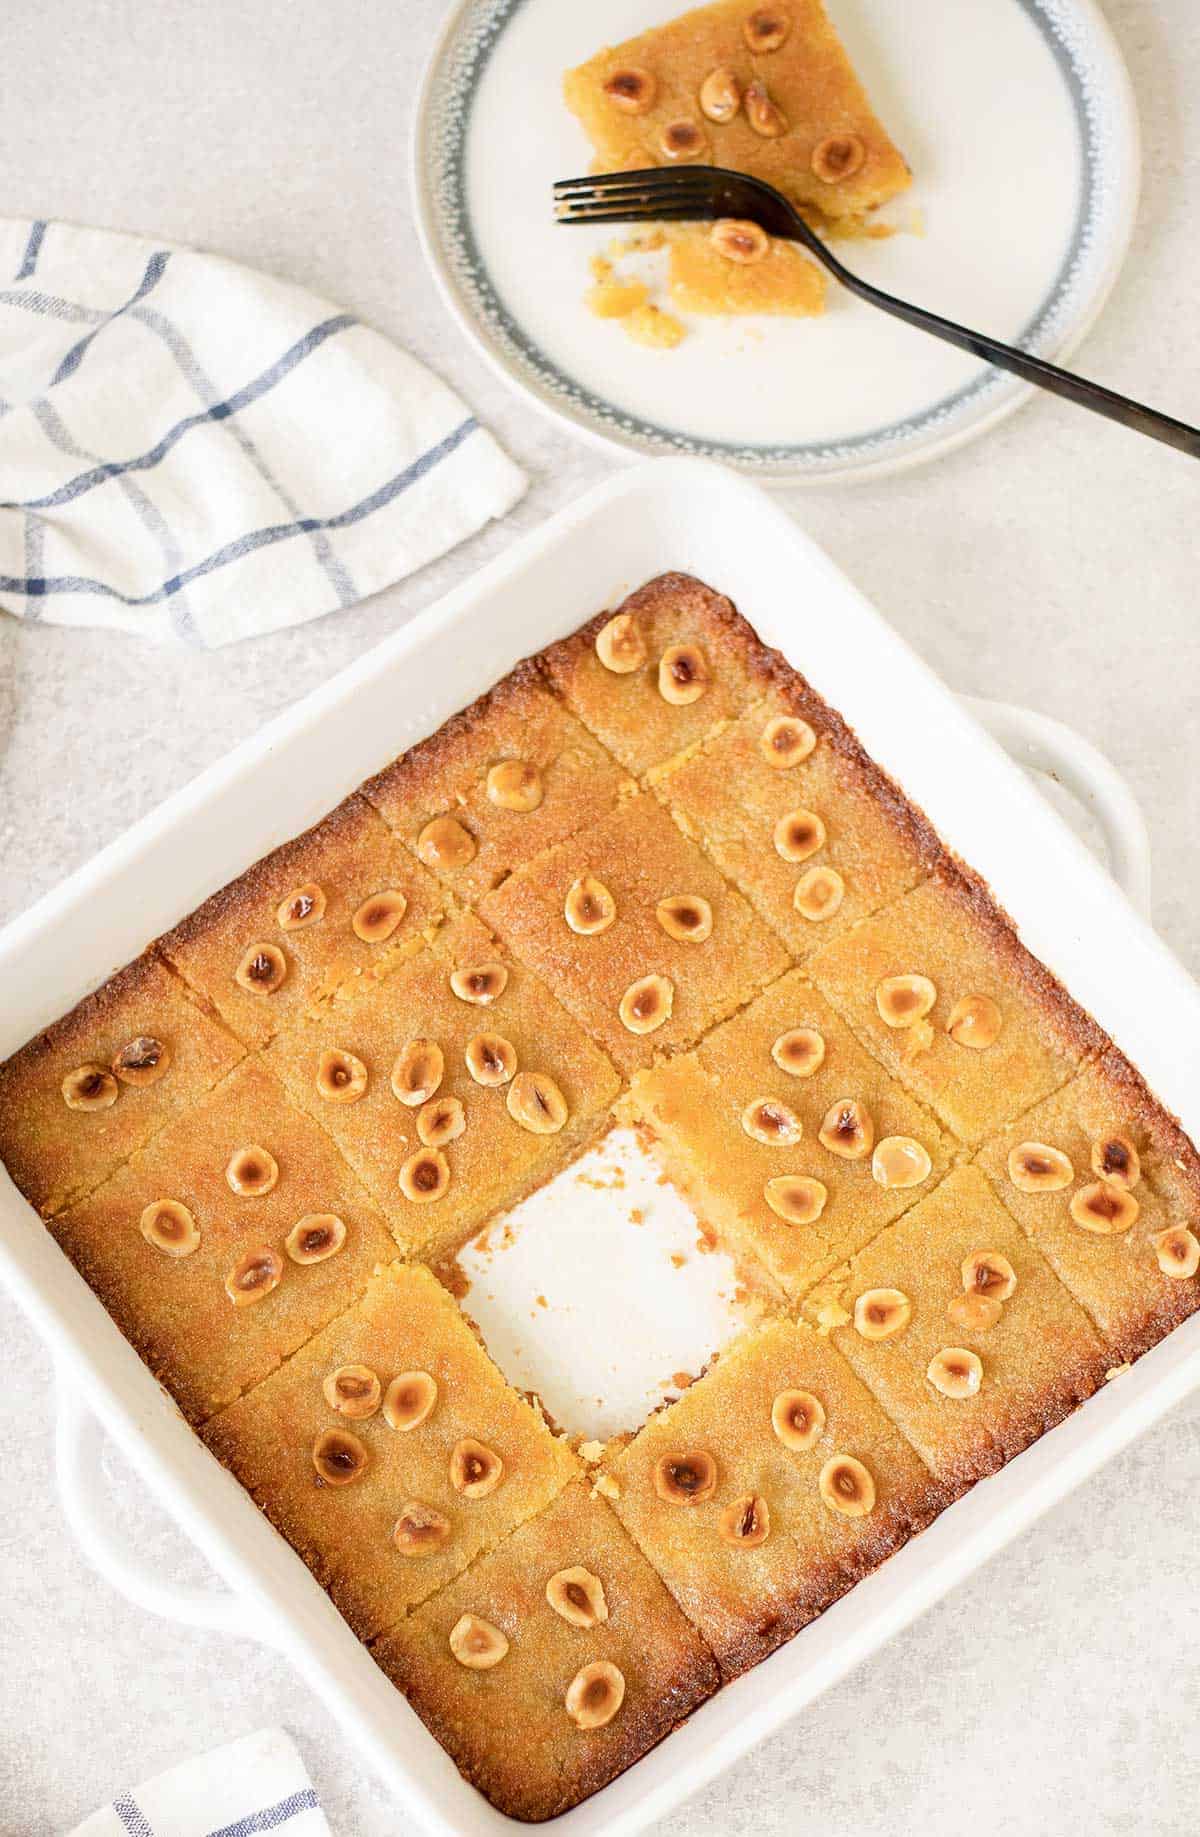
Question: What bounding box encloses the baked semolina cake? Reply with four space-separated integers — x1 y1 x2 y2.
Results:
2 567 1198 1819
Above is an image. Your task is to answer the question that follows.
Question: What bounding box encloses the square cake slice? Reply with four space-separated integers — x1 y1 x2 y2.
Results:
203 1262 581 1641
975 1051 1200 1362
372 1480 719 1821
49 1058 397 1424
607 1317 938 1679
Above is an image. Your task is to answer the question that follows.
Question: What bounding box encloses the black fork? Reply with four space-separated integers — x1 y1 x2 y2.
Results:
555 166 1200 460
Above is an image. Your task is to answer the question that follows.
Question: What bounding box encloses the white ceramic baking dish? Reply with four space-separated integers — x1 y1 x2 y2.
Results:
4 457 1198 1835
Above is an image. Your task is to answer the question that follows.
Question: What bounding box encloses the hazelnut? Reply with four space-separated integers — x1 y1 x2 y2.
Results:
450 1437 504 1498
506 1071 569 1134
418 1095 466 1147
653 1450 717 1504
771 1026 825 1078
62 1064 119 1111
393 1501 452 1554
1008 1142 1074 1193
547 1566 609 1629
111 1035 171 1086
399 1148 451 1203
450 961 508 1005
811 132 866 183
234 942 287 995
224 1247 283 1308
819 1454 876 1518
391 1038 444 1107
927 1348 983 1400
417 815 476 871
594 612 646 674
139 1199 199 1259
277 882 326 931
743 7 791 52
741 1096 802 1146
709 219 770 264
764 1174 827 1224
946 993 1001 1050
384 1370 439 1431
564 874 617 935
316 1047 368 1104
853 1288 912 1341
618 974 674 1035
699 66 741 123
793 865 844 921
719 1492 770 1548
225 1144 279 1197
760 713 816 768
1090 1133 1141 1190
566 1660 625 1730
602 67 657 115
745 80 787 137
871 1135 932 1190
875 974 936 1028
961 1250 1017 1301
655 894 713 943
818 1098 874 1161
449 1613 509 1670
312 1428 368 1487
486 759 544 813
774 808 825 863
658 119 708 162
285 1212 347 1264
352 889 408 944
1153 1226 1200 1280
1069 1182 1139 1235
771 1387 826 1451
464 1032 517 1086
658 643 709 704
322 1364 382 1419
947 1291 1003 1332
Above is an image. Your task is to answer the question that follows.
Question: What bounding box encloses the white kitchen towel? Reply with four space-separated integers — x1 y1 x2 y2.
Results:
0 217 526 646
67 1727 331 1837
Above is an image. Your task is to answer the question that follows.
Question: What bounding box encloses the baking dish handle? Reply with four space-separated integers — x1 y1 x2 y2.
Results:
961 696 1153 919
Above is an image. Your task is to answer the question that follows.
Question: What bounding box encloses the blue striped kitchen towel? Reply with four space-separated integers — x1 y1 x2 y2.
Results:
67 1727 331 1837
0 217 526 646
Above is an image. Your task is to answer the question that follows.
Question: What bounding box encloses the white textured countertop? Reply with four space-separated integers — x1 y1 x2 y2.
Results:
3 2 1200 1831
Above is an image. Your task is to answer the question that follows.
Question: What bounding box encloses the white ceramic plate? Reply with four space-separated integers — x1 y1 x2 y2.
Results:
413 0 1140 482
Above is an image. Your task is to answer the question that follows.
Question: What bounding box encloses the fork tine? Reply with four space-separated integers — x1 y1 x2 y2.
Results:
555 203 719 226
552 167 683 194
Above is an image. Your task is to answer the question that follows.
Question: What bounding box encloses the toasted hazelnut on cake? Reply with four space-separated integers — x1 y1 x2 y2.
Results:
62 1064 119 1111
1091 1133 1141 1190
875 974 936 1028
946 993 1001 1050
1069 1181 1139 1234
1152 1226 1200 1280
710 219 770 264
853 1287 911 1341
225 1144 278 1196
139 1199 199 1258
764 1174 827 1224
277 882 325 930
464 1032 517 1086
602 67 657 114
449 1614 509 1670
743 7 791 52
773 807 825 862
619 974 674 1035
285 1212 346 1264
760 713 815 767
316 1047 368 1104
961 1250 1017 1301
771 1026 825 1077
506 1071 569 1134
322 1364 382 1420
745 81 787 137
718 1494 770 1551
352 889 408 943
1008 1142 1074 1193
772 1387 826 1450
658 643 709 703
927 1347 983 1400
399 1147 451 1203
566 1661 625 1730
383 1370 439 1432
699 66 741 123
653 1450 717 1505
811 132 867 182
793 865 844 921
656 894 713 942
391 1038 444 1107
658 118 708 162
594 612 646 674
564 874 617 935
450 961 508 1005
871 1135 932 1190
312 1428 368 1487
486 759 544 812
417 815 476 871
450 1437 504 1498
235 942 287 995
393 1501 451 1554
112 1035 171 1086
741 1096 802 1146
225 1247 283 1307
819 1454 875 1517
418 1095 466 1147
547 1566 609 1628
819 1098 874 1161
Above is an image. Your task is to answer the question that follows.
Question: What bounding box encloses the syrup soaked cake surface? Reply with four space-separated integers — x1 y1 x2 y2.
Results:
3 567 1198 1821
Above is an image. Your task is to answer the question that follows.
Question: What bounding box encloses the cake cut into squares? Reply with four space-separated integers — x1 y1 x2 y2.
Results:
809 867 1102 1145
480 791 788 1075
160 794 445 1051
625 969 951 1301
812 1165 1109 1495
203 1262 581 1641
667 225 826 317
49 1058 397 1424
265 912 621 1259
0 950 244 1218
540 572 774 778
372 1480 719 1822
607 1317 938 1679
654 680 938 956
361 660 635 905
975 1051 1200 1362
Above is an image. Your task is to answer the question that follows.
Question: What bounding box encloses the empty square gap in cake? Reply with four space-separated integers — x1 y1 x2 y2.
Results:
455 1126 748 1441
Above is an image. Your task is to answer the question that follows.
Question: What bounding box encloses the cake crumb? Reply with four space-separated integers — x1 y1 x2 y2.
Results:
629 1206 645 1226
1105 1363 1132 1382
591 1472 620 1501
578 1439 607 1464
671 1371 694 1390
